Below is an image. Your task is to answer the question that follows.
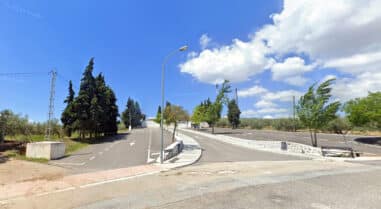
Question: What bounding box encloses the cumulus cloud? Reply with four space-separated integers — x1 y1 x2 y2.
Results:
255 100 276 108
179 38 273 84
271 57 316 86
238 85 268 98
181 0 381 100
241 109 258 118
199 34 212 49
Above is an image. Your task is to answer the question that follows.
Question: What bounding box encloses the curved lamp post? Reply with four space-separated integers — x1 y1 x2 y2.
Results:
160 45 188 164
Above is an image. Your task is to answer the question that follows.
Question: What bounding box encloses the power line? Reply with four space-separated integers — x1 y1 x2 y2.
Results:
0 72 49 77
45 70 57 141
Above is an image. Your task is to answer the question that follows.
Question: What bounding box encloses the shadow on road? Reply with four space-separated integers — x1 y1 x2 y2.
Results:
0 155 9 164
355 137 381 146
71 133 129 145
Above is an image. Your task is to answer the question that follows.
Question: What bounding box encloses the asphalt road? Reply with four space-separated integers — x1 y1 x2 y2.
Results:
196 127 381 155
179 129 307 163
50 127 173 173
10 160 381 209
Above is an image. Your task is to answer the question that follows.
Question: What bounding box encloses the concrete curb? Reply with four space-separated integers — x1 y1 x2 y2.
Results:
154 127 202 170
180 128 324 159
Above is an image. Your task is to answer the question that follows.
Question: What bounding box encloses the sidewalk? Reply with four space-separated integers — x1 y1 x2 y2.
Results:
156 131 202 169
0 128 202 202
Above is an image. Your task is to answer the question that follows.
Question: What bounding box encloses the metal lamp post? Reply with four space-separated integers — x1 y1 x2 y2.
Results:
160 45 188 164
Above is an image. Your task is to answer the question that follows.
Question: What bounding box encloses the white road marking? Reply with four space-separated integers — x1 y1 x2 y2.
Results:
98 151 103 155
89 156 96 161
147 129 154 163
130 141 136 146
35 187 75 197
79 171 161 188
104 147 110 151
49 162 86 166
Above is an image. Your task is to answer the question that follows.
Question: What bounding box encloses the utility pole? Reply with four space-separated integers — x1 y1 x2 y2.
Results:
292 95 296 132
129 108 132 131
46 70 57 141
235 88 238 104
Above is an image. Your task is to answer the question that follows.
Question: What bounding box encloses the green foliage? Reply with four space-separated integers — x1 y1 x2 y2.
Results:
121 98 144 128
61 58 119 139
324 117 352 134
163 104 189 141
227 99 241 128
272 118 301 131
344 92 381 129
154 106 161 124
296 79 340 146
191 80 231 133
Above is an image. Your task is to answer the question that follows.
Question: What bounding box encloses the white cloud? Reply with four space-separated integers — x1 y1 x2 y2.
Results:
180 38 274 84
181 0 381 101
255 100 276 108
332 72 381 102
271 57 316 86
238 85 268 98
262 89 303 102
200 34 212 49
241 109 258 118
257 107 288 114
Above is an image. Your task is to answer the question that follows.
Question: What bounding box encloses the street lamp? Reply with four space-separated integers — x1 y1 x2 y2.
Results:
160 45 188 164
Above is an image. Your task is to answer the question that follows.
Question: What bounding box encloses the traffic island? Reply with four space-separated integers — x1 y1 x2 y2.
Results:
26 141 66 160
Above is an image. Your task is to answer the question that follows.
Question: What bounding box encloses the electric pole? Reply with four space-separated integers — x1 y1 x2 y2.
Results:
46 70 57 141
235 88 238 104
292 95 296 132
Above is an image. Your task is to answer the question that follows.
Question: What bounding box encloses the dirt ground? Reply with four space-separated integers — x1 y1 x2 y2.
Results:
0 159 67 186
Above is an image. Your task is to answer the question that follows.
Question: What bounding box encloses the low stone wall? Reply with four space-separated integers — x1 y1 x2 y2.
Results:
181 128 323 157
164 140 184 161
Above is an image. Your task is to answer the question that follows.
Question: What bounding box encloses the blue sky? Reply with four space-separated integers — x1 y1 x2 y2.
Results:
1 0 380 121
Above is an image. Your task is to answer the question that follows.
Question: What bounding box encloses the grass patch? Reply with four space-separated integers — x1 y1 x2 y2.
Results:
3 150 49 163
64 138 89 154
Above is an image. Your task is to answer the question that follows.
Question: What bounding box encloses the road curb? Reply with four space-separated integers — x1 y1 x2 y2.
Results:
154 127 202 170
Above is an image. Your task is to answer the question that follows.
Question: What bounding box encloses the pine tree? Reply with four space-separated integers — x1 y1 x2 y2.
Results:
73 58 96 139
61 80 76 137
122 98 143 128
227 99 241 129
155 106 161 123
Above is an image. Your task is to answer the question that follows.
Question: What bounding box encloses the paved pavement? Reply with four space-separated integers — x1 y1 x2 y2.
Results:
5 160 381 209
195 127 381 155
179 130 308 163
50 127 173 173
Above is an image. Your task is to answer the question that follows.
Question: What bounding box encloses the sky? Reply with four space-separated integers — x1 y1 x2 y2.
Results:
1 0 381 122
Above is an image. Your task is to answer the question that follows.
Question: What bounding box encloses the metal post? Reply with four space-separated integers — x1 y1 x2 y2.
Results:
160 46 188 164
160 62 165 164
46 70 57 141
292 95 296 132
129 109 132 131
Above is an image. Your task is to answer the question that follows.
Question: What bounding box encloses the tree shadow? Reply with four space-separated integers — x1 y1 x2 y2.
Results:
0 155 9 164
71 133 129 145
354 137 381 146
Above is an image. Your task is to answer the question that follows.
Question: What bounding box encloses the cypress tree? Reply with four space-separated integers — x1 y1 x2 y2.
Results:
227 99 241 129
61 80 76 137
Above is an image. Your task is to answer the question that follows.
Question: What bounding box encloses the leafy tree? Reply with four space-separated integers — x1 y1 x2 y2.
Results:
154 106 161 124
122 98 144 128
0 110 29 142
296 79 340 147
227 99 241 129
163 104 189 142
61 80 76 137
344 92 381 128
191 99 212 126
207 80 231 133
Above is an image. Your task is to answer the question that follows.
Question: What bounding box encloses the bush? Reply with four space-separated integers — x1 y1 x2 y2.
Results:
324 118 352 134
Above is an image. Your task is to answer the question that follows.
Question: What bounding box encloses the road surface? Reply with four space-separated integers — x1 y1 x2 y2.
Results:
50 127 173 173
178 129 308 163
195 127 381 155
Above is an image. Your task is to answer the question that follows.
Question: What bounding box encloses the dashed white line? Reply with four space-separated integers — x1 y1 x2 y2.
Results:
130 141 136 146
98 151 103 155
89 156 96 161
